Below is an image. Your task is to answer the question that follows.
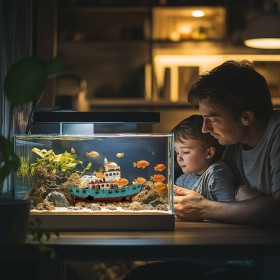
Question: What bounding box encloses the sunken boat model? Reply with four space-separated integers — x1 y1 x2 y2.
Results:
68 158 143 202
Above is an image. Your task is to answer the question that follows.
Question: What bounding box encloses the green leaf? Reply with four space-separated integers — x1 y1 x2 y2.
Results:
31 147 46 158
0 135 20 177
47 53 71 78
4 57 48 107
45 231 51 241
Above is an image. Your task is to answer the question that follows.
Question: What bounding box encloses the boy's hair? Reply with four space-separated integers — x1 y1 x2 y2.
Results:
188 60 273 120
170 115 224 162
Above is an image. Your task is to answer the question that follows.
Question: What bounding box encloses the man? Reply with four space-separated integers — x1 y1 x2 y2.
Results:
174 60 280 226
123 60 275 280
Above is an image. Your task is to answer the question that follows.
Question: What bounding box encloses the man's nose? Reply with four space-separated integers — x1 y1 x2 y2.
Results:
202 119 210 133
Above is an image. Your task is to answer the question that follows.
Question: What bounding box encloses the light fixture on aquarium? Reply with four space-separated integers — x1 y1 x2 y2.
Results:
28 111 160 134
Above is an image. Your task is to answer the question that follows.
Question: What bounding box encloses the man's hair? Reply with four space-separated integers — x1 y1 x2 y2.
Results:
170 115 224 162
188 60 273 120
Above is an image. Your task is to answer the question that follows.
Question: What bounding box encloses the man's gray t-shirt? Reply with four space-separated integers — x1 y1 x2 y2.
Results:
175 161 236 201
223 110 280 195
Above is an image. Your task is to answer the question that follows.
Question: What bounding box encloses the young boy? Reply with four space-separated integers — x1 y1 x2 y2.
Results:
170 115 236 202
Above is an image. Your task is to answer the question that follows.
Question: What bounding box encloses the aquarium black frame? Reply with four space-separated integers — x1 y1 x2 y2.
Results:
32 111 160 123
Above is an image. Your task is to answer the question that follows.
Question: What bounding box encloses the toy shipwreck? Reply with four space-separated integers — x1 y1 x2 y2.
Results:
68 158 143 202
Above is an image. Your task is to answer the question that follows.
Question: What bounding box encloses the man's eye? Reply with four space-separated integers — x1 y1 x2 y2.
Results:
183 152 190 154
208 118 216 123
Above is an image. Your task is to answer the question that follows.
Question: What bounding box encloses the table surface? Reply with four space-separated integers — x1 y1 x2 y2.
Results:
2 219 280 261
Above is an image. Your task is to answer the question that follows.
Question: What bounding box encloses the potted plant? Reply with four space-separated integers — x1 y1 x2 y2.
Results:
0 54 69 244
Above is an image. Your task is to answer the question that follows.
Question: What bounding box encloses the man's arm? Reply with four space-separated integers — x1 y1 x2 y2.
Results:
174 186 280 226
235 185 264 201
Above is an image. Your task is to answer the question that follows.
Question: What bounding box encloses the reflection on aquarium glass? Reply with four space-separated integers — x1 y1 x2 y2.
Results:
14 134 174 217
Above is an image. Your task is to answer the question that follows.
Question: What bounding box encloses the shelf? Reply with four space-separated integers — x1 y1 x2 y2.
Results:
59 39 226 44
88 99 194 109
152 39 224 44
60 7 150 13
87 98 280 110
59 39 150 44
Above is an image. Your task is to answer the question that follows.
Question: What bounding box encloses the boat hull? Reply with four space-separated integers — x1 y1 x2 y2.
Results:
68 184 142 202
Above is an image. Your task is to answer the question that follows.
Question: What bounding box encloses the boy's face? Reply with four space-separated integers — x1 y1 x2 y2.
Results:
198 99 248 145
174 139 211 175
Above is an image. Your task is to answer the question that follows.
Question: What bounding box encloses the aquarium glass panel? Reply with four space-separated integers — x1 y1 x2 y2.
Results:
14 134 174 216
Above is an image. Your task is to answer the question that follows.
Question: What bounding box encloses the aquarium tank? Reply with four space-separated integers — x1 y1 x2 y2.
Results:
14 134 174 230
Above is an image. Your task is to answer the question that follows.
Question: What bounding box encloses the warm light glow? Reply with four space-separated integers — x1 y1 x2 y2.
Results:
179 25 192 34
168 31 181 41
179 25 192 39
244 38 280 49
170 67 178 102
192 10 205 17
76 91 89 111
154 54 280 103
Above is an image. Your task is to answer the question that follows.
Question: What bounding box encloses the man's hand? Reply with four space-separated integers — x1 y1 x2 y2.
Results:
174 185 206 221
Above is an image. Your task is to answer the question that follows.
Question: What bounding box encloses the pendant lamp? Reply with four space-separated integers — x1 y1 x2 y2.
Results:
244 0 280 49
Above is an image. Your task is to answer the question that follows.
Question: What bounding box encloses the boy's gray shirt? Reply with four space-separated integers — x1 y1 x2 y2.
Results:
175 161 236 201
223 110 280 195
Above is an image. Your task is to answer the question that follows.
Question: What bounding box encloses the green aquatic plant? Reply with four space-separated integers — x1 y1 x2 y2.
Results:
17 156 32 180
30 148 92 176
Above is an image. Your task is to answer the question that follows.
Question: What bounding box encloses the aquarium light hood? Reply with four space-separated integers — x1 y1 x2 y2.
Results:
29 111 160 134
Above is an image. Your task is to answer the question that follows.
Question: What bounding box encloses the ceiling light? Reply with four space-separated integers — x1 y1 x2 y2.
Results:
244 1 280 49
192 10 205 17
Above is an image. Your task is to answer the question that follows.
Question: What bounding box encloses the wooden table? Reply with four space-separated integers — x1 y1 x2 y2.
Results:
1 219 280 279
2 219 280 260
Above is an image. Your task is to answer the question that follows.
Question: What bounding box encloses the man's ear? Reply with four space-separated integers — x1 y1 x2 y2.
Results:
205 147 215 160
241 111 254 126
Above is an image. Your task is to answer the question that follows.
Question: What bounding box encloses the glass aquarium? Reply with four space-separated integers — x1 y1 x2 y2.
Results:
14 134 174 230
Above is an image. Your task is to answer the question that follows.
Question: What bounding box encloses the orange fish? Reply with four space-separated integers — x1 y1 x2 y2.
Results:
95 172 104 179
134 177 147 184
105 162 120 170
87 151 99 158
115 178 129 187
116 152 124 158
154 181 167 191
133 160 149 169
154 163 166 172
150 174 165 182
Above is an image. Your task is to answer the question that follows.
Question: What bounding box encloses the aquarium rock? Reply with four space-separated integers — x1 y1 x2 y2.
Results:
106 204 118 211
61 173 86 204
87 203 102 211
126 201 143 211
35 199 55 211
46 191 69 207
133 181 162 204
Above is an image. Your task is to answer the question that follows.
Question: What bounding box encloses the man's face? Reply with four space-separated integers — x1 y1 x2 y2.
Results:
198 99 247 145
